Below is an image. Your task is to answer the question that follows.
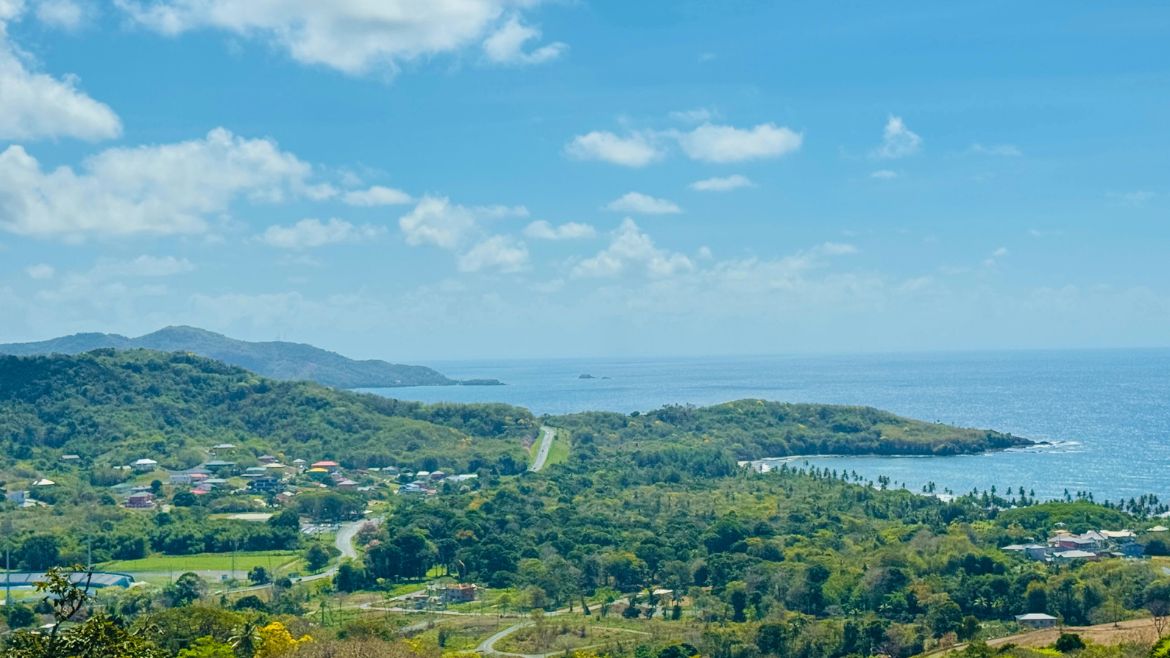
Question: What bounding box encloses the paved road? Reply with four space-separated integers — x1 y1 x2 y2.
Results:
476 622 533 657
528 426 556 472
206 519 369 593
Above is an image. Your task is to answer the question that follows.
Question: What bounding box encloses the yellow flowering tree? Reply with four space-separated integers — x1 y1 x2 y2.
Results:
254 621 312 658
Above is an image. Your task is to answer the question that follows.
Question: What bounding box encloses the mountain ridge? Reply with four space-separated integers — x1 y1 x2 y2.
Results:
0 326 490 389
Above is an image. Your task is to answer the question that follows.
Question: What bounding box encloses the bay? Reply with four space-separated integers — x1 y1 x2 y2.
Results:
363 349 1170 504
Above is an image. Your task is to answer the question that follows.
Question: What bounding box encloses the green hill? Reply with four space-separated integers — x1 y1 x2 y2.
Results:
0 325 470 388
553 398 1032 459
0 349 533 472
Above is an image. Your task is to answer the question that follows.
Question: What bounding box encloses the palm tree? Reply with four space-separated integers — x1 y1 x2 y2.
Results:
229 618 262 658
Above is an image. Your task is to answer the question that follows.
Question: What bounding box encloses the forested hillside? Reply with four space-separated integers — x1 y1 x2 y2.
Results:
552 398 1031 460
0 349 533 472
0 325 459 388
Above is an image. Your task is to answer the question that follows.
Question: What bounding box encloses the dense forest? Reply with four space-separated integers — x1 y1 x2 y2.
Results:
550 399 1031 460
0 349 534 472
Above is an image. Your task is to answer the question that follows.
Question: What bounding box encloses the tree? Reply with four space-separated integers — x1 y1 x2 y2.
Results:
17 535 60 571
1146 580 1170 637
305 544 330 572
4 603 36 629
336 560 367 592
248 566 271 585
4 567 163 658
173 490 197 507
178 637 237 658
254 621 312 658
166 572 207 606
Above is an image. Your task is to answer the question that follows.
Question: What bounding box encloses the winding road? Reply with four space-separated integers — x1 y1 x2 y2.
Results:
529 426 556 472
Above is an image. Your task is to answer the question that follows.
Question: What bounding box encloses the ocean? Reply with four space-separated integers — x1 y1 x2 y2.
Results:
363 349 1170 504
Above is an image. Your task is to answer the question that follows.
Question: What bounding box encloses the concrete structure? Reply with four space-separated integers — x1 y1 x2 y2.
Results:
125 492 155 509
132 458 158 472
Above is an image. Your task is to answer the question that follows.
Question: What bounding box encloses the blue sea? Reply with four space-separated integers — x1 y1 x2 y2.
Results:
364 349 1170 504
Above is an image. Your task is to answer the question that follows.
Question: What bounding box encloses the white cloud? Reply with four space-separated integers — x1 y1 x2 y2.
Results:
870 169 898 180
565 131 662 167
573 218 693 278
523 220 595 240
398 196 476 249
690 174 753 192
482 16 565 66
669 108 715 124
604 192 681 215
676 122 802 163
872 116 921 159
25 263 54 279
116 0 564 76
342 185 412 207
397 195 525 251
260 218 384 249
0 128 312 239
458 235 528 272
93 254 195 278
1109 190 1156 206
34 0 86 30
0 26 121 141
983 246 1008 268
969 143 1022 157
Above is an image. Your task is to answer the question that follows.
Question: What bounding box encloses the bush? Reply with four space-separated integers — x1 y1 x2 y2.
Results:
1054 633 1085 653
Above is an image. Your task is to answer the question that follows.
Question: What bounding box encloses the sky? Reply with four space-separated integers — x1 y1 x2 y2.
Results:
0 1 1167 361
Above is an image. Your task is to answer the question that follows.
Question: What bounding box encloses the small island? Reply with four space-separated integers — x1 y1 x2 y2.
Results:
458 378 505 386
578 373 596 379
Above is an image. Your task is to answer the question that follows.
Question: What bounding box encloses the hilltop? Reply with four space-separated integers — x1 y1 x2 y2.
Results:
0 349 533 472
0 325 491 388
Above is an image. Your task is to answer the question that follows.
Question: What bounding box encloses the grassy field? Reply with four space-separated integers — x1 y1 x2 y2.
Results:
495 621 648 654
99 550 302 574
545 428 571 467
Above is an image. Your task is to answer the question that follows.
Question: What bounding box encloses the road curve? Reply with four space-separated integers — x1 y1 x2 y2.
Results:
529 426 556 472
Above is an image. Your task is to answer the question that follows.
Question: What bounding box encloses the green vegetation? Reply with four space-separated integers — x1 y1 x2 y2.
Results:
551 399 1032 461
2 350 1165 658
0 349 534 471
0 325 461 388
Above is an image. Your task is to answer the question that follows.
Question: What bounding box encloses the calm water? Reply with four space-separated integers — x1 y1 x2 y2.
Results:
364 349 1170 504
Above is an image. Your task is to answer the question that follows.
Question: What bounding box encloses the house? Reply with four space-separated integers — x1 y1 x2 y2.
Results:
204 460 237 475
439 583 478 604
336 479 358 489
275 491 295 505
31 478 56 487
1050 535 1099 551
447 474 479 483
6 490 28 505
132 458 158 472
311 460 340 473
60 454 81 463
126 492 155 509
429 471 447 481
1053 549 1098 562
243 466 268 478
170 469 211 485
210 443 236 455
1015 613 1059 629
258 455 279 464
248 477 281 493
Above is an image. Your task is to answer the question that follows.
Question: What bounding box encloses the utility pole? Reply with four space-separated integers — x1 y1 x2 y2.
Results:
5 544 11 608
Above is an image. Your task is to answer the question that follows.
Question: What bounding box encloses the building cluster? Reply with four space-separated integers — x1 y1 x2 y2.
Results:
1002 527 1158 563
401 582 479 609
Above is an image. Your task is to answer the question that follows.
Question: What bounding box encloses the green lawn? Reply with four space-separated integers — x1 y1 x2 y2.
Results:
545 428 570 467
98 551 302 574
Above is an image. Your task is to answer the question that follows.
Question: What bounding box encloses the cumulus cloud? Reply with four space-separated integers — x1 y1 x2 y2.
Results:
115 0 565 76
872 116 921 159
604 192 681 215
0 128 313 239
260 218 384 249
523 220 595 240
342 185 412 206
482 16 565 65
870 169 898 180
676 123 802 163
690 174 753 192
458 235 528 272
0 23 121 141
573 219 693 278
565 131 662 167
398 196 477 249
93 254 195 277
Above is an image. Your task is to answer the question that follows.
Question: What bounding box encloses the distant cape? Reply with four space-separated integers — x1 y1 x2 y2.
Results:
0 326 488 389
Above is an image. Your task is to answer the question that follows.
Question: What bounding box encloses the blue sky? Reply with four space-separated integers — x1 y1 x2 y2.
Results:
0 1 1167 360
